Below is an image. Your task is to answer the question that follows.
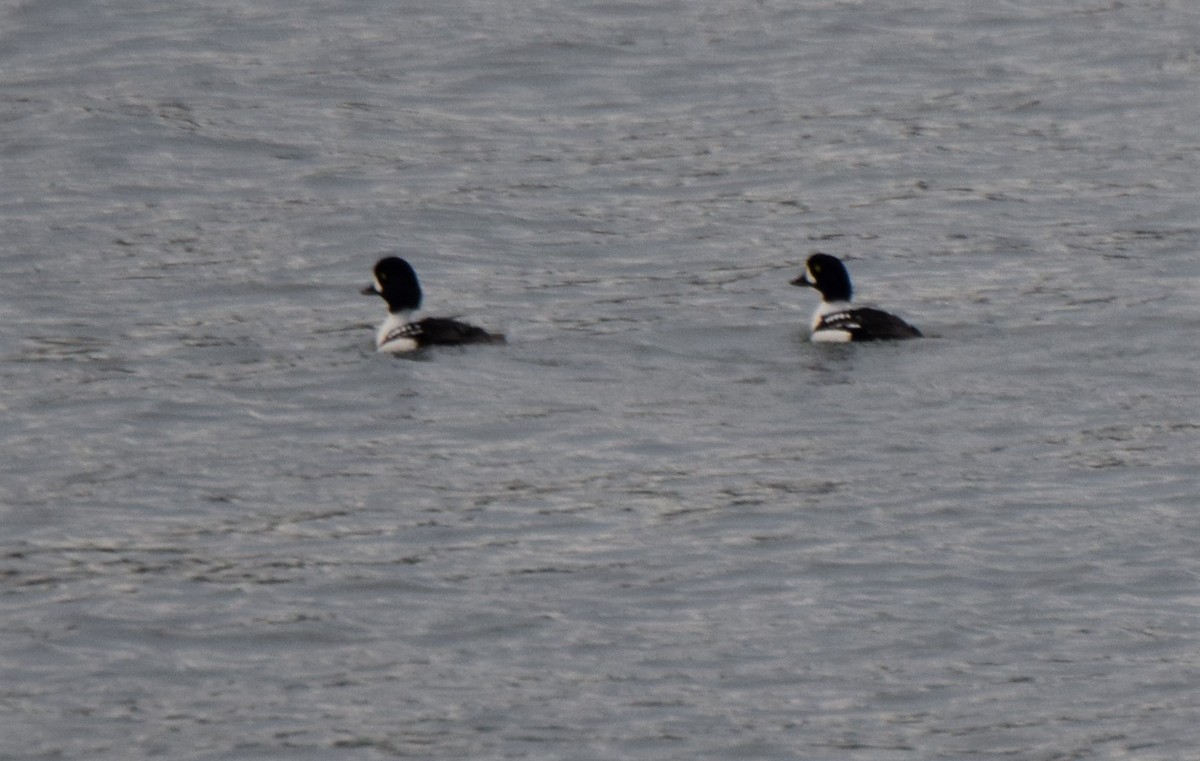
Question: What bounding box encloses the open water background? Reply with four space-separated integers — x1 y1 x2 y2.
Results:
3 1 1200 759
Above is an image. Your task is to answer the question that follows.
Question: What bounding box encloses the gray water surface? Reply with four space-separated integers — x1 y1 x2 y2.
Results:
3 1 1200 759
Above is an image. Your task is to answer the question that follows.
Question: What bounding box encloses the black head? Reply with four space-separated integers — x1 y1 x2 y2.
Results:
361 256 423 312
790 253 853 302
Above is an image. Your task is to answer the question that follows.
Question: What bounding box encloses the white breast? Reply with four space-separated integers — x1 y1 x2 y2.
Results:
376 313 419 353
810 327 854 343
809 300 857 342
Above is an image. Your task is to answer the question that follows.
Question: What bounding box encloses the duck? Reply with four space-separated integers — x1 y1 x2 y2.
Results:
790 253 921 342
362 256 505 352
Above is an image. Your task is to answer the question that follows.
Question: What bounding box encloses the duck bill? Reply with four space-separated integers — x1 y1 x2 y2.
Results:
361 284 379 296
790 274 813 288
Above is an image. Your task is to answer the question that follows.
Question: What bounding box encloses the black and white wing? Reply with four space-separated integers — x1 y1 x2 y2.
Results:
412 317 506 346
818 307 921 341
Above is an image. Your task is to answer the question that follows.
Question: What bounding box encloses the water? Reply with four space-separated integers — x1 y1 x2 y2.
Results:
3 1 1200 758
